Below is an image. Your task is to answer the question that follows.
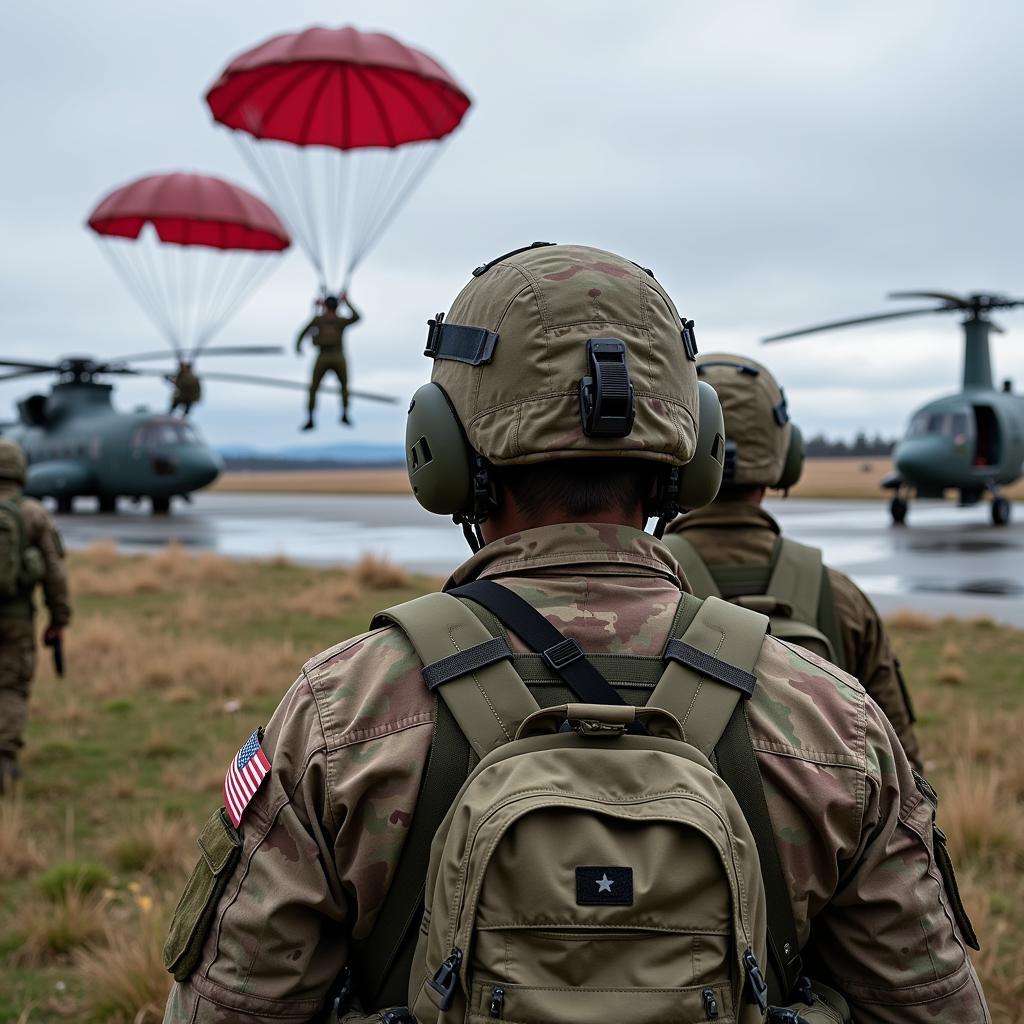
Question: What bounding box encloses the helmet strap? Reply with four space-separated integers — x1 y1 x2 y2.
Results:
647 465 682 538
458 518 483 553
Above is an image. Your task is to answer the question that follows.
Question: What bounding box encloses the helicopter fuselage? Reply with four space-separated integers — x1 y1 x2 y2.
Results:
0 380 221 511
886 387 1024 501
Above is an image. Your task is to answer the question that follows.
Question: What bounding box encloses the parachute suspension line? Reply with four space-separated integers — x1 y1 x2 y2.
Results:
96 241 178 352
233 134 326 288
346 141 447 281
136 234 186 354
194 254 280 354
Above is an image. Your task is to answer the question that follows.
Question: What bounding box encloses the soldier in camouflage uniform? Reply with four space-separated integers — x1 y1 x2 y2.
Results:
163 245 988 1023
664 354 922 770
0 439 71 793
168 360 202 417
296 294 361 431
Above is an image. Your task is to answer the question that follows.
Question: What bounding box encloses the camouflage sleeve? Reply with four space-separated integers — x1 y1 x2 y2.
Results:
829 568 921 771
24 502 71 627
164 628 432 1023
812 700 990 1022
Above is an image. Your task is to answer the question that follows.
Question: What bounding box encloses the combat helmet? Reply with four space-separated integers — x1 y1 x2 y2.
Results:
0 438 26 485
695 353 804 491
405 242 727 545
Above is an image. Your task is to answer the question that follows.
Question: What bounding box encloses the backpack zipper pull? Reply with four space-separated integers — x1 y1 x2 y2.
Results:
427 947 463 1011
489 986 505 1018
702 987 719 1020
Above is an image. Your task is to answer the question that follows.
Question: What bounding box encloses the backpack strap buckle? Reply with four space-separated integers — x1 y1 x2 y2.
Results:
543 636 584 670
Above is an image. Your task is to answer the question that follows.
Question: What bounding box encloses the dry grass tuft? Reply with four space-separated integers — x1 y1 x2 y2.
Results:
282 575 360 618
142 729 180 759
73 905 171 1024
352 552 409 589
108 812 193 878
17 885 108 963
940 641 963 663
885 609 937 632
940 762 1019 865
0 800 45 880
937 664 968 686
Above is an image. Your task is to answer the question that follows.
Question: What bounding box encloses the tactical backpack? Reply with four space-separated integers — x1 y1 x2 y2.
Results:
343 582 850 1024
0 497 44 604
662 534 847 672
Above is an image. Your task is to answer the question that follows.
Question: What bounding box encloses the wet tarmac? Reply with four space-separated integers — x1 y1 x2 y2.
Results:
54 493 1024 626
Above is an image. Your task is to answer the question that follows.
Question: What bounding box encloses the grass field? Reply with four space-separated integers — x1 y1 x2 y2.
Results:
212 459 1024 501
1 546 1022 1022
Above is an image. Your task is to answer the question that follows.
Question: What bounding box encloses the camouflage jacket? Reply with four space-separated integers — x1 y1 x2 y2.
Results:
297 309 359 351
666 502 922 770
172 369 202 403
0 482 71 625
163 524 987 1023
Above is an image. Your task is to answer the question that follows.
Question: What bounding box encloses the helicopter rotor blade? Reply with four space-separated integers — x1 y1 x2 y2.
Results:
0 367 55 382
116 346 284 363
0 358 60 373
887 290 966 306
763 305 953 342
130 368 400 404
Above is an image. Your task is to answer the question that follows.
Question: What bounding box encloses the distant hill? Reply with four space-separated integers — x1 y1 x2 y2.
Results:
219 442 404 470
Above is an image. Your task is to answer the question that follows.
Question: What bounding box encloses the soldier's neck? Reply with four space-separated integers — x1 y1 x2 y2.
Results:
481 504 646 546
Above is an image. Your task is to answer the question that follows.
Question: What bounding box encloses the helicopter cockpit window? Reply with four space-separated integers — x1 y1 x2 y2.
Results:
134 421 199 449
909 409 971 440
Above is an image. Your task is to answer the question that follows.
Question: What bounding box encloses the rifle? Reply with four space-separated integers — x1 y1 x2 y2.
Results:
45 631 64 677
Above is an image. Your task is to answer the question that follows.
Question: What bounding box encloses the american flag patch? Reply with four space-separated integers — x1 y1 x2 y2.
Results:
223 729 271 828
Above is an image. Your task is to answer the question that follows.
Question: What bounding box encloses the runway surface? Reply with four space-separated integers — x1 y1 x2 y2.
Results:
55 493 1024 625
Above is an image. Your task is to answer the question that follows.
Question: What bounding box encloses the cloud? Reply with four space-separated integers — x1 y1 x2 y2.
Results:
2 0 1023 446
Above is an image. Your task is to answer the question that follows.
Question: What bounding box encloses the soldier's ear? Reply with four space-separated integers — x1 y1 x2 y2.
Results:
775 424 804 492
405 383 475 515
676 380 726 510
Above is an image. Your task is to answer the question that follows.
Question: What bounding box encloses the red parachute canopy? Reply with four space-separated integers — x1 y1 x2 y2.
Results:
206 26 471 149
87 172 290 251
87 173 290 357
205 26 472 290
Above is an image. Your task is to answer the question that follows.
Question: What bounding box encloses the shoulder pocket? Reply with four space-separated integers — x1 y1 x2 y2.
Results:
912 770 980 951
163 807 242 981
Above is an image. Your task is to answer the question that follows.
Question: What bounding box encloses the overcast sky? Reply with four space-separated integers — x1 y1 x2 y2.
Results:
3 1 1024 450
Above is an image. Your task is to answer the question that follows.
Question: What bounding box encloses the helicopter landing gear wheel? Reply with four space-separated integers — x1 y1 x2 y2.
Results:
890 495 908 526
992 496 1011 526
56 496 73 515
151 496 171 515
98 495 117 514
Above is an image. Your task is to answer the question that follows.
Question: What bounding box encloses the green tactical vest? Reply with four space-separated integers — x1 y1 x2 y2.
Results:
662 533 848 673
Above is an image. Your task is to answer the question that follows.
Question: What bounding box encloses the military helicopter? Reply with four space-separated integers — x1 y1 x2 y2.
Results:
765 291 1024 526
0 348 399 514
0 348 281 513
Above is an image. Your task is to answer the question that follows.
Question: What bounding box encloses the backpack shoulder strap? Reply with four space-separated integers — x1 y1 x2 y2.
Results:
0 497 25 546
814 566 848 674
766 536 823 628
373 592 539 759
660 533 722 599
359 593 542 1007
650 594 803 1005
648 594 767 756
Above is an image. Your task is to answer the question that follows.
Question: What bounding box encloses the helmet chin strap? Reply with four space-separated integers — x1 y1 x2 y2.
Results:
457 517 485 553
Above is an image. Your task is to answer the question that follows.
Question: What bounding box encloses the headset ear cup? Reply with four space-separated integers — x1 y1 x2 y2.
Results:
405 383 475 515
775 423 805 491
676 380 726 510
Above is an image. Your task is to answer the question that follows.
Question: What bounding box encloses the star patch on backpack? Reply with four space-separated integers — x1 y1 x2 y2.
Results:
223 729 271 827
